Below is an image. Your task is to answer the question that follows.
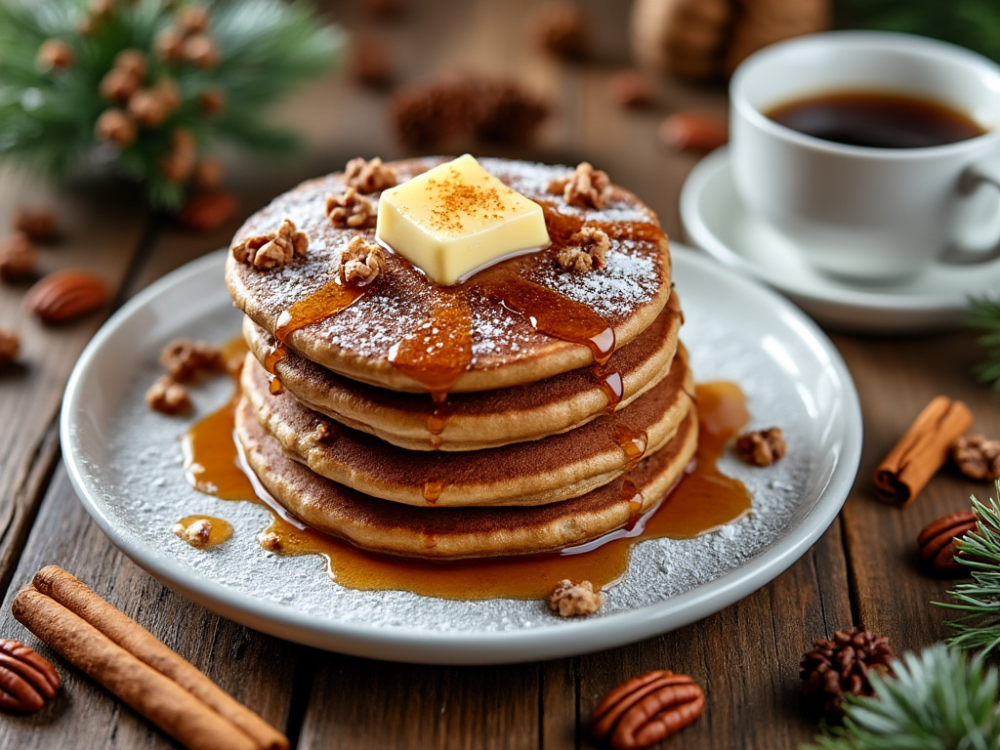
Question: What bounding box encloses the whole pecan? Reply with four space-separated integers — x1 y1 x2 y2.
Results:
0 638 61 712
592 670 704 749
917 510 979 575
24 270 109 324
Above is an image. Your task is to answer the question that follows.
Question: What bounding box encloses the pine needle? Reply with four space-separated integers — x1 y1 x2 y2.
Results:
803 644 1000 750
935 480 1000 653
968 297 1000 390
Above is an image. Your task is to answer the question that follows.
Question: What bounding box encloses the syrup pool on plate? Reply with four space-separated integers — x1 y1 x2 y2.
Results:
181 377 752 601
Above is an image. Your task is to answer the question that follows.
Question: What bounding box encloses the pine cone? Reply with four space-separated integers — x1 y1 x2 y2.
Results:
800 627 893 718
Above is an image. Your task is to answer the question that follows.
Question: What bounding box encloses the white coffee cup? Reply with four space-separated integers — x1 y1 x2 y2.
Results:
730 31 1000 283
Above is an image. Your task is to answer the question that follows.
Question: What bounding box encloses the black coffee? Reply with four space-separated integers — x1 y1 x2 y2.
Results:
765 91 986 149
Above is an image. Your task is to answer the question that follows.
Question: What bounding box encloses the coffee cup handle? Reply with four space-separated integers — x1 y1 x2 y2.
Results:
941 165 1000 264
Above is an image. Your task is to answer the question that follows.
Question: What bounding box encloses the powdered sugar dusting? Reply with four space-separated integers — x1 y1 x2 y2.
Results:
227 157 669 373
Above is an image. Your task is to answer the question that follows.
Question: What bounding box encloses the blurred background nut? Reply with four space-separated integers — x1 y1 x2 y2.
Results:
0 233 38 280
531 1 588 59
0 327 19 369
659 111 728 153
24 270 109 324
13 207 57 242
609 70 654 108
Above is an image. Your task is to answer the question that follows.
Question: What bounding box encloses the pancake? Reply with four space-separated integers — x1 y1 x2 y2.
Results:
236 397 699 559
242 292 683 451
241 345 693 507
225 157 672 394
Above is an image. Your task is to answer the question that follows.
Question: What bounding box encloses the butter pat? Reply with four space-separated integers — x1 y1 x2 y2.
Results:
376 154 550 285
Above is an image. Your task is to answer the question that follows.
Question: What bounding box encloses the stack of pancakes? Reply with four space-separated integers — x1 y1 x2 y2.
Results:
225 157 698 560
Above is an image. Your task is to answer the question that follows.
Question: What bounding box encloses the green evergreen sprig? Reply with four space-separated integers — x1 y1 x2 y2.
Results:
0 0 342 209
935 481 1000 654
804 644 1000 750
968 297 1000 391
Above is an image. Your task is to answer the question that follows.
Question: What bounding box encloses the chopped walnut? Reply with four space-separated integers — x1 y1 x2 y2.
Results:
952 435 1000 481
173 519 212 548
0 233 37 280
344 157 397 194
0 327 19 369
232 217 309 270
160 339 223 382
13 207 57 242
326 187 375 229
548 579 603 617
547 162 610 209
333 235 387 285
736 427 787 467
312 423 333 444
531 2 587 59
258 531 283 552
556 226 610 273
145 375 190 415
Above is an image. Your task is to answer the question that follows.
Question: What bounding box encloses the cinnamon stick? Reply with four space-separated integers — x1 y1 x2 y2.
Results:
31 566 287 750
874 395 973 506
12 587 259 750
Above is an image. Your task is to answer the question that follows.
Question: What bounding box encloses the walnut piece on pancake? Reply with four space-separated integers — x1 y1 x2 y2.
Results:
326 186 375 229
145 375 190 415
173 518 212 548
546 162 610 209
556 226 610 273
332 235 387 286
952 434 1000 481
159 338 223 382
344 156 397 193
735 427 786 467
548 579 604 616
232 217 308 270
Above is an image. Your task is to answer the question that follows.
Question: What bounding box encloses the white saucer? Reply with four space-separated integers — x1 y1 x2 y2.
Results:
680 146 1000 334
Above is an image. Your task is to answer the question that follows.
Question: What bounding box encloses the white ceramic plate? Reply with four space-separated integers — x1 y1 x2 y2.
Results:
680 146 1000 334
61 246 861 665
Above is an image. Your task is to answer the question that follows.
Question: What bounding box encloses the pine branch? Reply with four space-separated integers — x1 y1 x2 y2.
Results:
0 0 341 210
934 480 1000 654
968 296 1000 390
803 644 1000 750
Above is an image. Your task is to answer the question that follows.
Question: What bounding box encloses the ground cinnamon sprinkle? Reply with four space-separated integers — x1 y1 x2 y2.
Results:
423 169 508 232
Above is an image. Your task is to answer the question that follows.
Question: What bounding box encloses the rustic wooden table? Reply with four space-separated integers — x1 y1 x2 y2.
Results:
0 1 996 748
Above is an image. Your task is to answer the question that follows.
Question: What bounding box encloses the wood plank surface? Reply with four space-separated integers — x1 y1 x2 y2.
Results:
1 1 998 748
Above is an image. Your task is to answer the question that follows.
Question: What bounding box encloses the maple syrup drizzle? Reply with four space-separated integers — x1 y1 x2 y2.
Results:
622 480 643 531
174 515 233 548
262 279 368 392
596 369 624 413
422 479 444 504
613 425 648 466
388 296 473 404
182 379 752 600
479 274 616 365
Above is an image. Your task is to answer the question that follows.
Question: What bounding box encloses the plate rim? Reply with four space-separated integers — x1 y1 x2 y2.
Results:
679 146 986 316
60 246 862 665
